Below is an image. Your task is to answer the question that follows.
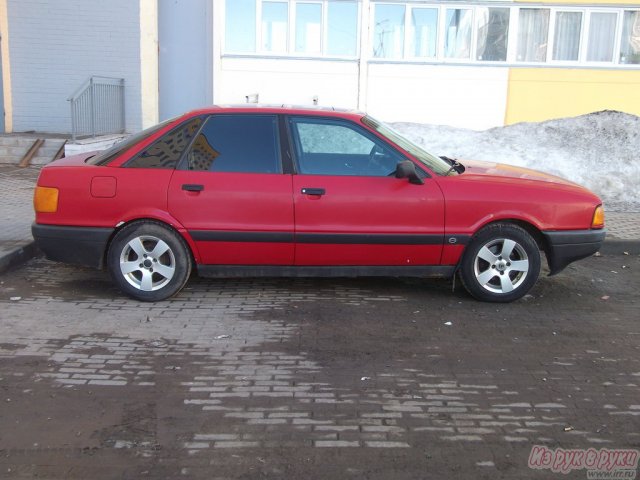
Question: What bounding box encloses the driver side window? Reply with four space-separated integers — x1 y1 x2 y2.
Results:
289 117 404 176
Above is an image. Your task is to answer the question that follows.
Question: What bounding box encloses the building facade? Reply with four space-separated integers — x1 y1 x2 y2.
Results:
0 0 638 134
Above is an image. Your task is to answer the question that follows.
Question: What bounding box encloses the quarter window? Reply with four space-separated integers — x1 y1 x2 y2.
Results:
290 118 404 176
185 115 281 173
127 117 203 169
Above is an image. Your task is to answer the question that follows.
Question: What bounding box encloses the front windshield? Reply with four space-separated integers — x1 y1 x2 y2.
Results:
86 117 177 165
362 116 454 176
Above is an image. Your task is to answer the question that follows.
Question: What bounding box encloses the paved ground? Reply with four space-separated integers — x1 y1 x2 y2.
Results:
0 166 40 271
0 253 638 479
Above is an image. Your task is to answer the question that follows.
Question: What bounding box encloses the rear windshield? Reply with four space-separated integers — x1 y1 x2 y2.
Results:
86 118 176 165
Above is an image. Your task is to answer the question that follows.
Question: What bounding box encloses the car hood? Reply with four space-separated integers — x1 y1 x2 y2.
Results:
459 159 581 188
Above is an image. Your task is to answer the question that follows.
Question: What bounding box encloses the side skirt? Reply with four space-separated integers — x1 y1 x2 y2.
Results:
197 265 456 278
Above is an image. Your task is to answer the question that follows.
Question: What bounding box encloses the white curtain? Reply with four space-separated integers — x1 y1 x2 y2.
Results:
444 9 473 59
553 12 582 61
587 12 617 62
517 9 550 62
476 8 510 61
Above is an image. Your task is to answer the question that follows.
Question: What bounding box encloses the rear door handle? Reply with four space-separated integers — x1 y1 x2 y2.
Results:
301 188 325 196
182 184 204 192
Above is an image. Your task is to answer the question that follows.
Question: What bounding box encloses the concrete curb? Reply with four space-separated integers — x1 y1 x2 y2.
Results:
0 241 40 275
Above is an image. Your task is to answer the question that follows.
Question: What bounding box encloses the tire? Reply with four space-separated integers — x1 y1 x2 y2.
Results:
459 223 541 303
107 221 192 302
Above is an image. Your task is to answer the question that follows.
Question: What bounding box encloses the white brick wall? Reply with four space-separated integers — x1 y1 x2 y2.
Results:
7 0 143 133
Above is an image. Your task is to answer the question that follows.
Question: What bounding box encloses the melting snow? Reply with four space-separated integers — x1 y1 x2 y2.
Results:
391 111 640 212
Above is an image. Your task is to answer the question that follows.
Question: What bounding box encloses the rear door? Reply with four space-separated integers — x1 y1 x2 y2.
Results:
168 114 294 265
289 116 445 266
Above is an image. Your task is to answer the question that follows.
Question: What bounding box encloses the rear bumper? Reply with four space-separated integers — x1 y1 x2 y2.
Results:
32 223 114 269
543 229 606 275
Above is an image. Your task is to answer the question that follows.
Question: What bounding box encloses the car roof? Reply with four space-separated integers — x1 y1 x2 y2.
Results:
183 104 365 121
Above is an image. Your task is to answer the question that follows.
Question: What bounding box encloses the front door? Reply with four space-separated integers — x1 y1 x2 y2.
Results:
288 116 445 266
168 114 294 265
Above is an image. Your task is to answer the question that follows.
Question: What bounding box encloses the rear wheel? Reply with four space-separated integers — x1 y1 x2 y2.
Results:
459 223 541 302
107 221 192 301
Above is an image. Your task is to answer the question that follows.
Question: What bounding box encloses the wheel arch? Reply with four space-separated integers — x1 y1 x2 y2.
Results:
463 217 550 269
102 216 201 269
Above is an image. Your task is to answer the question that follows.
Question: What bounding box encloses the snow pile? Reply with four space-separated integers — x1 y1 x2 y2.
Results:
391 111 640 212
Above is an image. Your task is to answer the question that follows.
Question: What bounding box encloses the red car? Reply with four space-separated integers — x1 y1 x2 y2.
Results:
32 106 605 302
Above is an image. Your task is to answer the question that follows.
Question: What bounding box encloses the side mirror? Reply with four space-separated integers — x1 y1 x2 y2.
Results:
395 160 424 185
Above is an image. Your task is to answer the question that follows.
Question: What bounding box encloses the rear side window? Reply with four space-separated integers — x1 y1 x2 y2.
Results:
126 117 204 169
184 115 281 173
87 118 175 166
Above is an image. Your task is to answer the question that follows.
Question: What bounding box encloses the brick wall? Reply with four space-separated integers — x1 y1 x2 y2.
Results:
7 0 143 133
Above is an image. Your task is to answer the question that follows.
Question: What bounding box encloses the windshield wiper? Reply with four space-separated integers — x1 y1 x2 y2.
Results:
441 156 464 175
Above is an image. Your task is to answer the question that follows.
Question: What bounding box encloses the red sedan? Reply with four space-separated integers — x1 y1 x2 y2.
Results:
32 106 605 302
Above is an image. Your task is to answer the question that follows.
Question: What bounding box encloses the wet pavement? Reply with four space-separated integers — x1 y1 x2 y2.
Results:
0 253 638 479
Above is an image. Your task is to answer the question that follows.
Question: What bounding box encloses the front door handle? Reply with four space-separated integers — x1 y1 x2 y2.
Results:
301 188 325 196
182 184 204 192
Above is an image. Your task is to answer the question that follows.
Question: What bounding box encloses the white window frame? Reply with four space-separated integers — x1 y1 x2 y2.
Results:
291 1 324 55
473 5 512 64
371 2 407 60
405 5 440 61
548 8 585 64
583 9 620 65
221 0 640 68
441 5 476 63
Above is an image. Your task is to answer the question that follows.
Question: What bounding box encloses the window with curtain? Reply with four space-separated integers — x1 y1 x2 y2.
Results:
225 0 257 53
476 8 510 61
553 12 582 61
620 10 640 64
587 12 617 62
409 8 438 59
262 1 289 53
373 4 406 58
517 9 550 62
445 8 473 59
295 3 322 54
327 1 358 56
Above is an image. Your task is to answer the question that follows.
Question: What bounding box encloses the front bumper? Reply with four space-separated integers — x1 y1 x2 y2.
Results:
32 223 114 269
543 229 606 275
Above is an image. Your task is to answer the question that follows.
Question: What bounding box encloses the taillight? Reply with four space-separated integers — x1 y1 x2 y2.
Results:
591 205 605 229
34 186 59 213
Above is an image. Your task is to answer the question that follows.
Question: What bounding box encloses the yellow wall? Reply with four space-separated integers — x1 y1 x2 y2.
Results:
505 68 640 125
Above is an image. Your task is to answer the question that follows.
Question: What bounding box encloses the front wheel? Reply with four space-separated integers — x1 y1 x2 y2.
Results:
459 223 541 303
107 221 192 301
